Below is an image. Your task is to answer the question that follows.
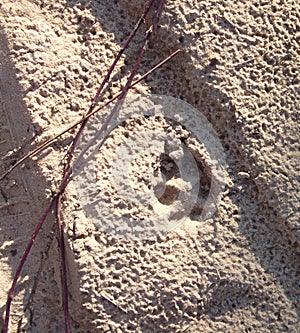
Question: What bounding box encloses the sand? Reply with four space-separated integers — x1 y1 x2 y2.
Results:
0 0 299 332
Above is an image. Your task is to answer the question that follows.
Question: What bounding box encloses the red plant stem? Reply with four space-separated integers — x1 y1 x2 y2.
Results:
76 50 181 133
89 0 156 107
1 168 71 333
72 0 167 167
0 49 181 183
66 0 157 168
0 55 185 332
55 3 157 332
2 1 170 331
55 195 70 333
1 196 57 333
52 3 167 328
1 46 180 331
0 48 180 333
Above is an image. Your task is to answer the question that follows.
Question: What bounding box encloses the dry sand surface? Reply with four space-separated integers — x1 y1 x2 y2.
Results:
0 0 299 332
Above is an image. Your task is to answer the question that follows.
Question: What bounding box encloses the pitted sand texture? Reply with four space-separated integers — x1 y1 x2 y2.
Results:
0 1 299 332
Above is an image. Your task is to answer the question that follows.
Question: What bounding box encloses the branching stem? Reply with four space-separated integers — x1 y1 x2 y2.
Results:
1 1 170 332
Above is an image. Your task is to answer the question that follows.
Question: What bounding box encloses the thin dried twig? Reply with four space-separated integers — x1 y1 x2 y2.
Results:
71 0 167 169
101 292 128 314
1 1 170 332
55 2 158 330
65 0 157 169
1 51 181 332
0 49 180 183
